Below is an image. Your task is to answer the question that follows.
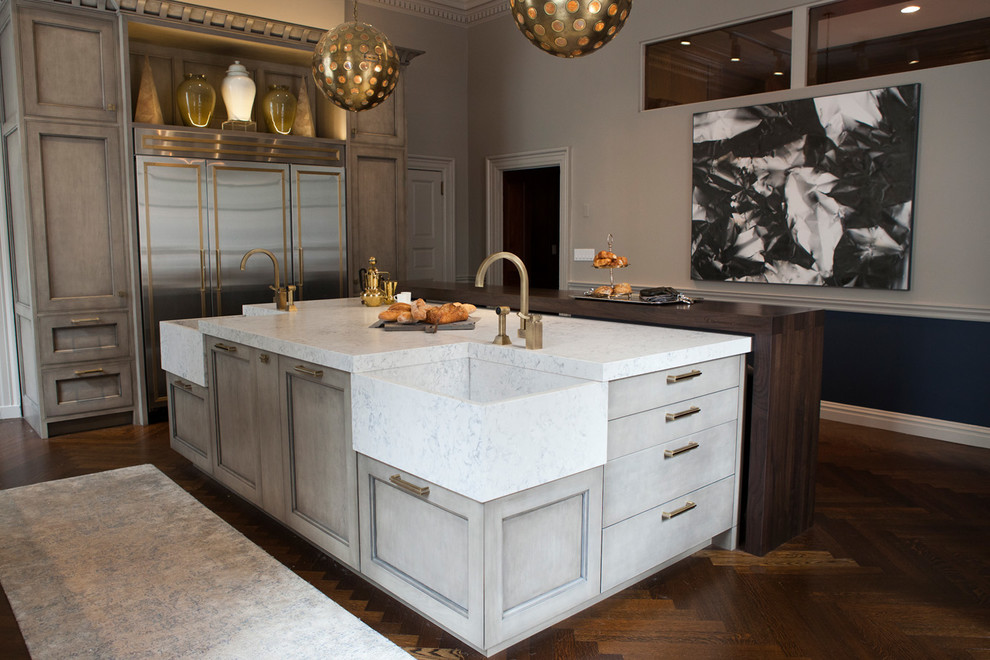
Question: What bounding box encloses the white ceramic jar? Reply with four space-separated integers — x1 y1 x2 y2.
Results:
221 61 255 122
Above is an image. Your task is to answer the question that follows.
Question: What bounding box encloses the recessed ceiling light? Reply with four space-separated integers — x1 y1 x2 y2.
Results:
901 5 921 13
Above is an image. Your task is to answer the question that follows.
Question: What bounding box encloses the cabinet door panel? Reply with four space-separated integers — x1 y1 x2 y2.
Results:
210 341 260 502
347 145 406 294
280 358 358 568
17 7 119 123
167 373 212 473
484 467 603 645
359 455 485 646
348 77 404 146
25 121 128 312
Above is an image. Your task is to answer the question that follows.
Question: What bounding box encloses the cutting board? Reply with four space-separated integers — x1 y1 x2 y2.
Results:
370 317 478 332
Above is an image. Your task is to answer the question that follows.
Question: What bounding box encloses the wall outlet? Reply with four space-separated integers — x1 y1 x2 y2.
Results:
574 248 595 262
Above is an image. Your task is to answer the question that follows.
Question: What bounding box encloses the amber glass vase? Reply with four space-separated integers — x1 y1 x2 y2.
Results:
262 85 297 135
176 73 216 128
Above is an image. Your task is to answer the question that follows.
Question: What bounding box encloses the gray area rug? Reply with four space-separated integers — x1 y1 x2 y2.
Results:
0 464 411 659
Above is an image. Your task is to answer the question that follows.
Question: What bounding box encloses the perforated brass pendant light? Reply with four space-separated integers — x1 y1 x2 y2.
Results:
312 0 400 112
510 0 633 58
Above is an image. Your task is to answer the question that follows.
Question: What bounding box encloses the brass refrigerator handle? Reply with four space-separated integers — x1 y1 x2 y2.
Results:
667 369 702 383
661 501 697 520
389 474 430 497
664 441 700 459
666 406 701 422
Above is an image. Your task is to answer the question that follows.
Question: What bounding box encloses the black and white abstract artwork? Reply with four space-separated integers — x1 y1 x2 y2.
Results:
691 84 919 289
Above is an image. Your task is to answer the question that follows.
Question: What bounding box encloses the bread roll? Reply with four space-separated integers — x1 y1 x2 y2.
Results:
593 285 613 296
396 311 415 324
425 303 471 325
378 308 402 321
411 298 430 322
613 282 632 295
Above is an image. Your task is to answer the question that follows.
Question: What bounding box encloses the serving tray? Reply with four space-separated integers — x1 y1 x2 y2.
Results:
369 317 478 332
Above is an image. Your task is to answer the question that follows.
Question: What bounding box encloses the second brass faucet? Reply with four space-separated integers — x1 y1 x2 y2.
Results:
240 248 296 312
475 251 542 350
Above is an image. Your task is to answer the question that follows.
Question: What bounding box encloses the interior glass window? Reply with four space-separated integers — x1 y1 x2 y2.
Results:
644 14 792 110
808 0 990 85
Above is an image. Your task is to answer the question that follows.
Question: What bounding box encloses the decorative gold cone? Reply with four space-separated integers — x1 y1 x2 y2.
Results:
292 82 316 137
134 55 164 124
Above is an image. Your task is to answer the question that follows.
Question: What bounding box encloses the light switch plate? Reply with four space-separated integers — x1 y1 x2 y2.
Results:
574 248 595 262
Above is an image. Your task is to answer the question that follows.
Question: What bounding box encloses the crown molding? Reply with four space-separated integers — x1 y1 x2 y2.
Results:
362 0 507 26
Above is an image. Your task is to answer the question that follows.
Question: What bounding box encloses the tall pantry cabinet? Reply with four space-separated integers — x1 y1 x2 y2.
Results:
0 0 136 437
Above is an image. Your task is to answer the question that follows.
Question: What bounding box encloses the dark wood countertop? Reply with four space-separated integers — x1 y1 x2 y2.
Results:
408 281 825 557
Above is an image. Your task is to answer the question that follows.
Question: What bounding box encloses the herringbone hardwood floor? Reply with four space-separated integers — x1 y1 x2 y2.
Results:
1 418 987 659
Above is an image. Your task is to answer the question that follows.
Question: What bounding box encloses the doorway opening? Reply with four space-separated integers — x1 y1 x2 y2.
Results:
485 147 569 288
502 167 559 290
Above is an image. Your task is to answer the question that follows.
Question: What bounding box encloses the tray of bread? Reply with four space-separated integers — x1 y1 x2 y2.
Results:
370 299 479 331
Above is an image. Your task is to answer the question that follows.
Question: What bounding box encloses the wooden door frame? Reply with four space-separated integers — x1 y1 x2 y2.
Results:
407 154 456 283
485 147 569 287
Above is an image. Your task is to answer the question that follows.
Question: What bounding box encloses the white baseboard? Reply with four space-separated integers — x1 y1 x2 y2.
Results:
1 404 22 420
820 401 990 450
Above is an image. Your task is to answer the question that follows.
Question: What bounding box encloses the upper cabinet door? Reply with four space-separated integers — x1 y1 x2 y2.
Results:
348 77 405 147
25 120 129 312
17 7 120 123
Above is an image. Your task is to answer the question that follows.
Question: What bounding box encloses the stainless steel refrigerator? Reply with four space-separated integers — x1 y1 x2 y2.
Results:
134 128 347 410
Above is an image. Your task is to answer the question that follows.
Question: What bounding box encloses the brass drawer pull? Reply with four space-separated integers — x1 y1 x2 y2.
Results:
389 474 430 497
664 441 700 459
174 380 193 391
69 317 102 325
667 369 702 384
214 343 237 352
662 501 697 520
293 366 324 378
666 406 701 422
73 368 105 377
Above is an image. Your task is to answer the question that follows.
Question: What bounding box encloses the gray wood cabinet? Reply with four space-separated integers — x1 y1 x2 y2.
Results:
0 0 135 437
166 372 212 473
278 355 359 569
206 336 282 513
15 4 120 123
357 453 603 652
24 119 130 313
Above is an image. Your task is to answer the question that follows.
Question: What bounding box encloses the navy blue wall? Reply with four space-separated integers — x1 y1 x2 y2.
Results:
821 312 989 428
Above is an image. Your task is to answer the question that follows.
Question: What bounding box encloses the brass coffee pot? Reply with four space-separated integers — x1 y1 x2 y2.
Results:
359 256 387 307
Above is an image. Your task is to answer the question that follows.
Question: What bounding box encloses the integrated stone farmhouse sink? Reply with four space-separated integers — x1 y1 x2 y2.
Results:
350 356 608 502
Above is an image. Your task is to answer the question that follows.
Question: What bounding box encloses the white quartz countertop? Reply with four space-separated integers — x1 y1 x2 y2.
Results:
191 297 751 382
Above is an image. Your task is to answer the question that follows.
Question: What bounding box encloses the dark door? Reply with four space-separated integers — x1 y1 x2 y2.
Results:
502 166 559 290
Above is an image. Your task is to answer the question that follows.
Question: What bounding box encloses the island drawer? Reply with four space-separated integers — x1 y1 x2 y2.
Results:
607 387 739 460
601 476 735 592
603 421 737 527
40 359 133 417
37 311 131 365
608 355 742 420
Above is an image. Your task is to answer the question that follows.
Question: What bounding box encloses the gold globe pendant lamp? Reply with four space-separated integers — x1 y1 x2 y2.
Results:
312 0 400 112
510 0 633 58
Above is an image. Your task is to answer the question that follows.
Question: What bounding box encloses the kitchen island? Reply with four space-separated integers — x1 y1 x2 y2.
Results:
161 298 751 656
